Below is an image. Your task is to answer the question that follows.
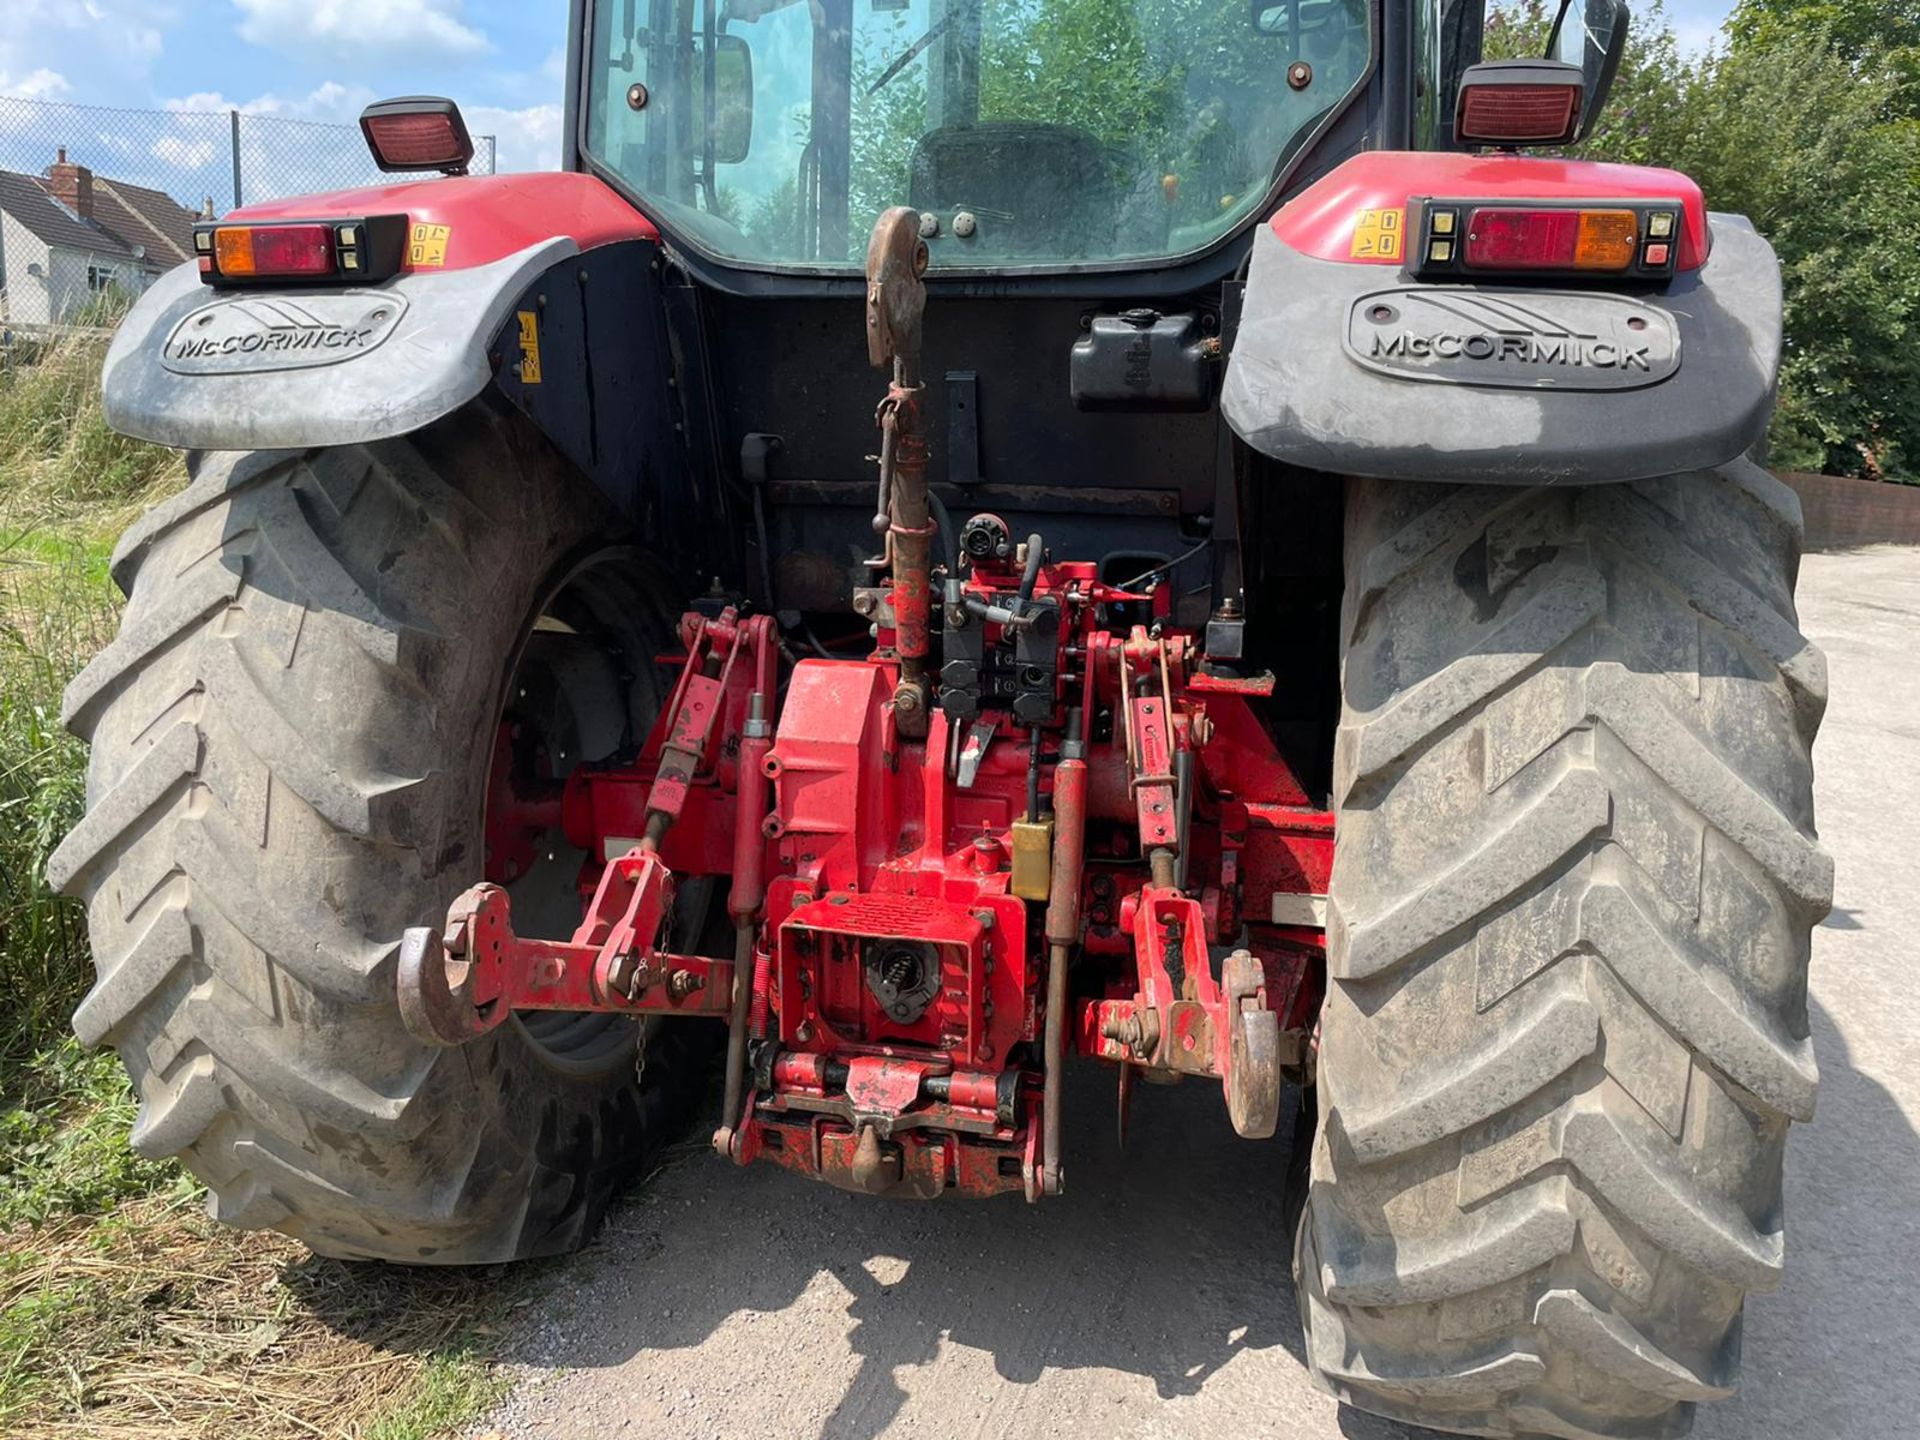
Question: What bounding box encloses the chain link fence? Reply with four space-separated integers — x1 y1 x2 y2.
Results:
0 94 497 216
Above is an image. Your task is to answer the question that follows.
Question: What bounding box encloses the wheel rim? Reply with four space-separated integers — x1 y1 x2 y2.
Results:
485 548 674 1074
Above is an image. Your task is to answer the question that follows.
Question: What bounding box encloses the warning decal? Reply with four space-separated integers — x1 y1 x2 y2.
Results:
516 311 542 385
1350 208 1404 261
408 223 452 268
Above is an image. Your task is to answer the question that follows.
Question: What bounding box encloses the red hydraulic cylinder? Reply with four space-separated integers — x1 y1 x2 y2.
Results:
1040 721 1089 1194
730 693 773 922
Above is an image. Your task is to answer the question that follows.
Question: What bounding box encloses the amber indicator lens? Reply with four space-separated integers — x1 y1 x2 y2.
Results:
1463 208 1640 271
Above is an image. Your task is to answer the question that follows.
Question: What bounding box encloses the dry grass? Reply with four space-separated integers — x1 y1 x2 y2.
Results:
0 1186 538 1439
0 321 528 1440
0 310 186 537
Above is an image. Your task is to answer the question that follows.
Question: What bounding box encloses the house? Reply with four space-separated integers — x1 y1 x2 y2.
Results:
0 148 201 326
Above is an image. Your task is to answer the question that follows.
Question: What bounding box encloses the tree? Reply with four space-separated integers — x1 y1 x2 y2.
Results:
1729 0 1920 115
1678 35 1920 476
1488 1 1920 478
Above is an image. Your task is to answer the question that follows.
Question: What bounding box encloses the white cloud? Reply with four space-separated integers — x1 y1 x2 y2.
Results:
232 0 489 63
152 135 217 168
163 81 376 122
0 68 72 100
300 80 378 123
0 1 167 82
465 102 563 173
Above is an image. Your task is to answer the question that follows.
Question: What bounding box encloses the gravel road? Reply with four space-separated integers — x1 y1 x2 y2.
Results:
482 544 1920 1440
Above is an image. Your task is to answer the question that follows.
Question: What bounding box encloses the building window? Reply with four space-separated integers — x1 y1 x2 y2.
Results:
87 264 119 293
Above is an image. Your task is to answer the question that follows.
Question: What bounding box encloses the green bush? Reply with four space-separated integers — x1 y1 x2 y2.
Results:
1490 1 1920 479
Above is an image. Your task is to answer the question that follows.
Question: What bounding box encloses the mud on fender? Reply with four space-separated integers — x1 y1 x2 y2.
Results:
1220 215 1781 484
99 238 577 452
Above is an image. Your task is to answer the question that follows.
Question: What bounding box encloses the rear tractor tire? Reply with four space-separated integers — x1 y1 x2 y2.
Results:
1303 464 1830 1438
51 405 711 1263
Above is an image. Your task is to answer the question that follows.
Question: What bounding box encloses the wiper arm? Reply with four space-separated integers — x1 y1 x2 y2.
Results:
868 15 953 95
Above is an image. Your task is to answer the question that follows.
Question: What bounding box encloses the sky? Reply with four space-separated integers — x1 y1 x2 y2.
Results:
0 0 1739 180
0 1 572 177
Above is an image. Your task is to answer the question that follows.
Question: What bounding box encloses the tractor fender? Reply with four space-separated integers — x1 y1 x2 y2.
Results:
1222 157 1782 485
101 239 575 451
99 171 663 453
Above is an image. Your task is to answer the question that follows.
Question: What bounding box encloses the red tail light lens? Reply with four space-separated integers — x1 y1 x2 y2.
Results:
1458 84 1581 145
213 223 334 277
1464 208 1639 271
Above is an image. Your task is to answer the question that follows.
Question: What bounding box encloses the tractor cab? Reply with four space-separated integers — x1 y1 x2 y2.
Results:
579 0 1380 270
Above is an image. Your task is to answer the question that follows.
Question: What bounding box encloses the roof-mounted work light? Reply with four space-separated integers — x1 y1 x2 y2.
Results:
359 96 475 176
1454 60 1587 148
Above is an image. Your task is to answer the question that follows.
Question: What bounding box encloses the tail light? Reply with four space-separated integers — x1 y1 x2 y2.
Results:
194 215 409 286
1408 199 1683 283
1455 60 1585 147
1465 208 1638 271
213 223 333 278
360 96 473 176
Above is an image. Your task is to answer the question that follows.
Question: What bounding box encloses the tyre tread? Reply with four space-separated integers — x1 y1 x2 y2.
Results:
1305 464 1827 1435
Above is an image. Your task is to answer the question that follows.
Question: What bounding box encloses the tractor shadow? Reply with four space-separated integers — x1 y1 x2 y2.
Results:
508 1061 1316 1438
1684 991 1920 1440
482 979 1920 1440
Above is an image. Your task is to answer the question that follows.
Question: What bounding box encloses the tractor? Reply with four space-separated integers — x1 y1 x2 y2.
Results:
55 0 1830 1434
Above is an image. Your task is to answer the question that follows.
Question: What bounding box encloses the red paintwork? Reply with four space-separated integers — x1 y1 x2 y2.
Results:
553 611 774 886
470 550 1335 1199
431 872 733 1019
229 171 656 271
1271 150 1709 271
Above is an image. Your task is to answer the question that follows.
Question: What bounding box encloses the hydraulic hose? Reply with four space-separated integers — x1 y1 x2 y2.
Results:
926 485 958 577
1017 532 1044 605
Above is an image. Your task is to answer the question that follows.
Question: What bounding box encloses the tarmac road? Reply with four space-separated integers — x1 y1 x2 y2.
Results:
482 545 1920 1440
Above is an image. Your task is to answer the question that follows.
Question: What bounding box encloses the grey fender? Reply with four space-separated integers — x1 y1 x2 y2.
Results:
1221 215 1783 484
101 239 575 450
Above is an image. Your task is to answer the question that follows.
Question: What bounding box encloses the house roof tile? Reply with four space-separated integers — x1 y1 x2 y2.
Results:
94 178 197 264
0 169 139 260
0 167 199 269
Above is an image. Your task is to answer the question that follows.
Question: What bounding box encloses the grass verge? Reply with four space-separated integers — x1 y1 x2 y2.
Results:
0 1185 535 1440
0 320 530 1439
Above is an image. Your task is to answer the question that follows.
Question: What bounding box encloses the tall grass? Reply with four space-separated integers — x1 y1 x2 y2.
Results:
0 541 112 1066
0 310 527 1440
0 298 183 532
1 312 187 1221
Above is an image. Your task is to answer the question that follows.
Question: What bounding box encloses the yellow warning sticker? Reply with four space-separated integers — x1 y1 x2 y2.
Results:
1350 207 1404 261
408 222 452 268
516 311 542 385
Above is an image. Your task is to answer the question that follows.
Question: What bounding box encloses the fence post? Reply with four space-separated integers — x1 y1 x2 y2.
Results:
230 109 242 211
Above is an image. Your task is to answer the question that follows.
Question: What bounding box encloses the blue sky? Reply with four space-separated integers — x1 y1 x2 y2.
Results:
0 1 571 175
0 0 1738 177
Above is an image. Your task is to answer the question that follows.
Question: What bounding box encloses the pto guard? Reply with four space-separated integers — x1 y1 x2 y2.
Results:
1223 154 1784 484
100 239 574 450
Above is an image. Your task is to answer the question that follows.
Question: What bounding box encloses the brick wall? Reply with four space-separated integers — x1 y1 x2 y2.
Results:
1777 472 1920 550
